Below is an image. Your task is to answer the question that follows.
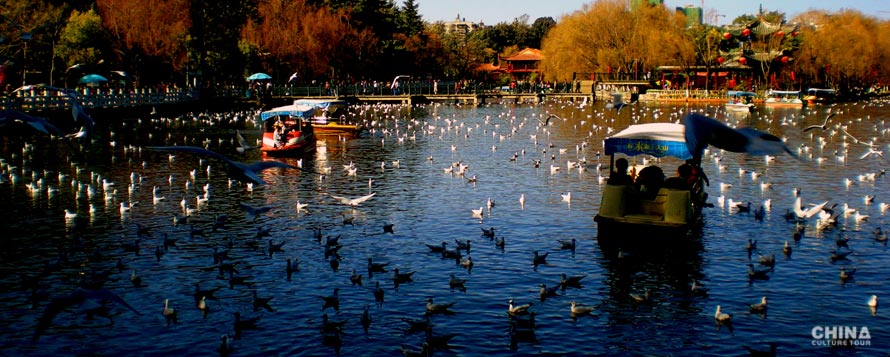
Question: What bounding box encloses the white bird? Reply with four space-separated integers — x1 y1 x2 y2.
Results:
714 305 732 323
868 295 878 308
508 300 533 316
471 207 484 219
561 192 572 203
570 301 595 317
331 192 376 207
793 197 828 219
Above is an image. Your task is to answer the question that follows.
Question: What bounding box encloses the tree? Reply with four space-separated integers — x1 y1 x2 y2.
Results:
97 0 190 83
540 0 691 81
0 0 67 86
791 9 884 94
56 9 108 72
686 25 724 90
190 0 257 85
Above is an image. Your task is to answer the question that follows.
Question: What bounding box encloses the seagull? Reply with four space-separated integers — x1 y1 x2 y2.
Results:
714 305 732 323
145 146 301 185
330 192 376 207
471 207 484 219
33 287 142 341
0 110 66 136
604 92 629 114
508 299 533 316
538 114 559 126
684 113 797 162
749 296 768 314
803 111 837 132
793 197 828 219
570 301 595 317
426 298 455 314
234 130 259 153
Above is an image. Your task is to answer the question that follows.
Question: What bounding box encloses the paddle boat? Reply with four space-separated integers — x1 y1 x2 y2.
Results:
262 99 363 137
594 123 706 241
259 106 317 157
724 91 756 113
763 90 803 108
803 88 836 106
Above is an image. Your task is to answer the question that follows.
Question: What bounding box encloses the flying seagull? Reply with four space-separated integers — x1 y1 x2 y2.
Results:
34 288 142 341
803 111 837 132
0 110 65 136
145 146 301 185
330 192 376 207
538 114 559 127
235 130 259 153
13 84 94 139
684 113 797 162
605 93 629 114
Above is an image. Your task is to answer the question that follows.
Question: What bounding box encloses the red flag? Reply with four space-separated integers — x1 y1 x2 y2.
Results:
790 71 796 81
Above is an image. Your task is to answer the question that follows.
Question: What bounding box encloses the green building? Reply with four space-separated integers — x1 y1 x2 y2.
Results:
676 5 703 27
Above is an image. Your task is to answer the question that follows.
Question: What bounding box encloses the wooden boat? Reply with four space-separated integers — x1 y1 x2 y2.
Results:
764 90 803 108
259 107 317 157
594 123 706 242
724 91 755 113
803 88 836 106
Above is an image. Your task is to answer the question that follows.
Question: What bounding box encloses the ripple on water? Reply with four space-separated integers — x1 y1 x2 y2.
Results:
1 101 890 355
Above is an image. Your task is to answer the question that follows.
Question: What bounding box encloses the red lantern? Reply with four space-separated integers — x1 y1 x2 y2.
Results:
739 57 747 65
723 32 732 40
791 31 799 37
717 57 725 64
781 56 789 64
776 30 785 37
742 28 751 36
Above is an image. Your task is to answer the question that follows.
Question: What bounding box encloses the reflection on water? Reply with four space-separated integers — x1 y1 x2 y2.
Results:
1 100 889 355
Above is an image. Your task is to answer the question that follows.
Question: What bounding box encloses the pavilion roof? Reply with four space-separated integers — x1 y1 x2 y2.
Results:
501 48 543 62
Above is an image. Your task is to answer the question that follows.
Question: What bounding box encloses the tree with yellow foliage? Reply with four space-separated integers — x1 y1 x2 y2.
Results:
540 0 691 82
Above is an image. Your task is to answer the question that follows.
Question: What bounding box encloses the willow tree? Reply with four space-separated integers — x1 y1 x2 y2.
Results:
792 9 886 94
540 0 691 82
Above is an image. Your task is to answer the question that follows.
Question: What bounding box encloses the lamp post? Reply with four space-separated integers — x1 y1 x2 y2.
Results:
21 31 32 86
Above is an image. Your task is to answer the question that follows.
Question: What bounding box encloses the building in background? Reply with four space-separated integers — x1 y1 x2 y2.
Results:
676 5 703 27
629 0 664 10
443 14 484 39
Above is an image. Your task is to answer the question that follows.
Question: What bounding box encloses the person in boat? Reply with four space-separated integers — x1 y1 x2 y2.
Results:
607 158 634 185
634 165 664 200
663 164 693 190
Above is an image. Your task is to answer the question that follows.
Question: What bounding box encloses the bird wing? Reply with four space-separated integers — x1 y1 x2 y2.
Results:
145 146 232 164
330 195 353 205
684 113 797 160
802 125 823 132
235 130 256 150
0 110 65 136
841 128 876 147
349 192 376 205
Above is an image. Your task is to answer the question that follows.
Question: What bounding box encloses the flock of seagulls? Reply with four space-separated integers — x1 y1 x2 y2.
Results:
2 92 889 355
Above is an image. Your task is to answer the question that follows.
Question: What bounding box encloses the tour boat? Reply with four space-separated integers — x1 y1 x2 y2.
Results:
763 90 803 108
259 106 317 157
594 123 706 242
724 91 756 113
264 99 363 137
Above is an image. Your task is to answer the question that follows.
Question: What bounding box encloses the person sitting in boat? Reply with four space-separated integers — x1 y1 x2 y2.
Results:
663 164 693 190
607 158 634 185
634 165 664 200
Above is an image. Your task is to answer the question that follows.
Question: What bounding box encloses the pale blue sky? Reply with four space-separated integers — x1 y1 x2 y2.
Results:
407 0 888 25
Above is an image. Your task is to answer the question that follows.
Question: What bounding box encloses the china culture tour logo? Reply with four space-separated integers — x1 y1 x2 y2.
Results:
811 326 871 347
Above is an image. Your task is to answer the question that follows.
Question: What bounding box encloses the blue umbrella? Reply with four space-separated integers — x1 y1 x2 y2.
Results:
246 73 272 81
79 74 108 84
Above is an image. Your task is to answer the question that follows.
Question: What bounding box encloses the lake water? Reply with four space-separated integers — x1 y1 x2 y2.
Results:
1 98 889 356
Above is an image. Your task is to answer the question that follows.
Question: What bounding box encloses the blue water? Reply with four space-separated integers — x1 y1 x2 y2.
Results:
1 99 889 356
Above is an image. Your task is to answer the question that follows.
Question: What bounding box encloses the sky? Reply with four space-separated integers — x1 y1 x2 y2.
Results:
407 0 889 26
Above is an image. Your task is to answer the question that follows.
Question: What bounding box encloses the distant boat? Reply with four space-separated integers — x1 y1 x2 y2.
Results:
764 90 803 108
803 88 837 106
724 91 756 113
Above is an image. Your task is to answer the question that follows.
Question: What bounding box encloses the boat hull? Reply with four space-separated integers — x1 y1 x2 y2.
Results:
261 134 316 157
724 103 753 113
312 123 363 136
594 184 703 244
